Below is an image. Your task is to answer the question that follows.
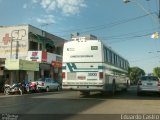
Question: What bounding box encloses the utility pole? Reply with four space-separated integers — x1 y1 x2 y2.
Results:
159 0 160 23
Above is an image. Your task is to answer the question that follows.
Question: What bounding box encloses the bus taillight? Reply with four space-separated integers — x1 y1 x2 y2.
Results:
99 72 103 79
157 80 160 86
62 72 65 79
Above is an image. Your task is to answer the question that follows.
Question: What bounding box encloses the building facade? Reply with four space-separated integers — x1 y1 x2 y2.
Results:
0 24 66 85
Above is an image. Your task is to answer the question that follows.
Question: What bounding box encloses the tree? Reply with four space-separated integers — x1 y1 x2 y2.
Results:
153 67 160 77
128 67 145 84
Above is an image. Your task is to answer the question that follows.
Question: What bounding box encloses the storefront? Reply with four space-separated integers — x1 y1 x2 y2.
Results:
27 51 62 81
0 58 5 91
5 59 39 84
51 61 62 82
39 63 51 78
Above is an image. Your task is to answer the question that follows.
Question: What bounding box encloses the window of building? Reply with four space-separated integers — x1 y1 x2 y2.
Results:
29 41 38 51
45 43 55 53
39 43 42 50
56 47 62 55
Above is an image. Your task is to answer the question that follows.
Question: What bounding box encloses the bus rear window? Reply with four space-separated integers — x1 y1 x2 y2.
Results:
140 76 158 81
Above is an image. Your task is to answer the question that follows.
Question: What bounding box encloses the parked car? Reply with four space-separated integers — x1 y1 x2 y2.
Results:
35 78 60 92
137 76 160 95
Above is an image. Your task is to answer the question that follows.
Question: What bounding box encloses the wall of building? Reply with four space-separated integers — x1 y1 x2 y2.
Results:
29 25 65 55
0 24 65 85
0 25 29 59
45 32 65 55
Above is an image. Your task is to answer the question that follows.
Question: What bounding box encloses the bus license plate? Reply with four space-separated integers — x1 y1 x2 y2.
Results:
147 83 152 85
78 76 86 80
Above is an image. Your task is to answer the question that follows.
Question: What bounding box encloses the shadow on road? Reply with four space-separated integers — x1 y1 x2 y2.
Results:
1 85 160 120
80 85 160 100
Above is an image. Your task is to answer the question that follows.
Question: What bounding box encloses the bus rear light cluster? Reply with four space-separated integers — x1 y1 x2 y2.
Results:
157 80 160 86
99 72 103 79
62 72 65 79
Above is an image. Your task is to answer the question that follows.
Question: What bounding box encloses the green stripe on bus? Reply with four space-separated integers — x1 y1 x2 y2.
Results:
62 66 66 70
98 66 104 69
66 63 103 72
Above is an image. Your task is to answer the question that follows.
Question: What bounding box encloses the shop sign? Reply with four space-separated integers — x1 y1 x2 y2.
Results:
51 61 62 68
19 59 39 71
5 59 19 70
42 51 47 62
0 26 28 59
27 51 42 62
47 53 62 63
30 51 40 62
5 59 39 71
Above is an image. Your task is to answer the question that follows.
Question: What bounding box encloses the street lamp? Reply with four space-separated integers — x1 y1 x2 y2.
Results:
123 0 159 39
123 0 156 23
123 0 130 3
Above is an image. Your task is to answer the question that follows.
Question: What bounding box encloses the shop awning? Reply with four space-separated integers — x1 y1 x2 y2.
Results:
29 32 54 45
5 59 39 71
51 61 62 68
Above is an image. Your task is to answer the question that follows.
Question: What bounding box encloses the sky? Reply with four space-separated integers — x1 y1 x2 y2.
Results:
0 0 160 74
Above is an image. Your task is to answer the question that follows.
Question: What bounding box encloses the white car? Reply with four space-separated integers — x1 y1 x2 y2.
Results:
36 78 61 92
137 76 160 95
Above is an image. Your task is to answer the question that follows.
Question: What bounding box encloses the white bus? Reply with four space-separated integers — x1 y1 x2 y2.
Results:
62 36 129 95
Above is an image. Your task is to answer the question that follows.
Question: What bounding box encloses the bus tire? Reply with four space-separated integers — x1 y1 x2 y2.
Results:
124 87 128 92
80 91 90 96
111 81 116 96
101 91 108 96
57 86 60 91
137 91 142 96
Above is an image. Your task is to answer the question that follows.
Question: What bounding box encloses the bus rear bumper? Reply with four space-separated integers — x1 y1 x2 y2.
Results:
62 85 104 91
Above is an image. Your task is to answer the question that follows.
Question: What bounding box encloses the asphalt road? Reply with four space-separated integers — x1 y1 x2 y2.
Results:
0 86 160 120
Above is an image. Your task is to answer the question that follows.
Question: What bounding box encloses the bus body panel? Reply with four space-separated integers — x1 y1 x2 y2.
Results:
62 62 104 91
62 39 129 93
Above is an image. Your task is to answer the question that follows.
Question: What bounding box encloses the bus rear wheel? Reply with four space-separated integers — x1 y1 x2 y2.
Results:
111 81 116 96
80 91 90 96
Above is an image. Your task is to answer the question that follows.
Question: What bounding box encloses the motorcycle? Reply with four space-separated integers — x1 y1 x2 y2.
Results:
4 83 23 95
21 82 30 94
28 82 38 93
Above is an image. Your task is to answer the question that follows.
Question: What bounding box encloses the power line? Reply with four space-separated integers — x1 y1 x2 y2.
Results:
102 32 153 44
80 12 157 34
100 27 159 40
58 12 156 38
85 13 157 33
130 55 160 62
